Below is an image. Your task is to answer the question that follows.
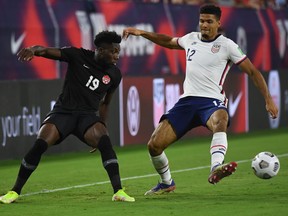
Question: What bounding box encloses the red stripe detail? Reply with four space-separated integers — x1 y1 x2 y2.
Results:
219 60 231 86
24 0 56 79
235 56 247 65
256 10 271 71
176 38 180 47
218 60 231 102
210 144 226 150
224 97 228 107
267 9 279 55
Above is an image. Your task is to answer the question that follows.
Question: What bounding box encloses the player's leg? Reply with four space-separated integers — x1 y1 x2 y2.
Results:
145 97 199 195
145 119 177 195
207 109 229 169
206 109 237 184
13 123 60 193
0 123 60 204
84 122 134 202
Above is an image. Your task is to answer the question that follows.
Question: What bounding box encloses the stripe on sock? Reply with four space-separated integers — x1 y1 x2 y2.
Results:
103 159 118 168
21 159 37 171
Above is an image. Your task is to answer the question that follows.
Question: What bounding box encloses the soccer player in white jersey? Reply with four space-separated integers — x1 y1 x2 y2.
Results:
122 4 278 195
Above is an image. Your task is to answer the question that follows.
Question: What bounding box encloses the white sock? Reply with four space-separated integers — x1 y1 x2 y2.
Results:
150 152 172 184
210 132 228 171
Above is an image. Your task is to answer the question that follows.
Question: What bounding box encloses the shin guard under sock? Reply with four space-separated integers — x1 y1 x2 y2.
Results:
12 139 48 194
97 135 121 193
210 132 228 171
150 152 172 184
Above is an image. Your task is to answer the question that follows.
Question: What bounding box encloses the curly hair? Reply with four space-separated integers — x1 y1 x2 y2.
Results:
93 30 122 47
200 4 221 20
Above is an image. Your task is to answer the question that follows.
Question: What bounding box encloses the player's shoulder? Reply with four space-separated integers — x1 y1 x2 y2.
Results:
178 32 200 45
105 64 122 86
181 32 201 39
79 48 95 57
214 35 240 52
61 46 94 55
108 64 122 75
216 34 237 45
60 46 94 62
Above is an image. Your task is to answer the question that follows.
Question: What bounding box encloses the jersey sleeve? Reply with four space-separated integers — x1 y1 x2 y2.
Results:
227 39 247 65
107 66 122 93
59 46 79 62
177 33 192 49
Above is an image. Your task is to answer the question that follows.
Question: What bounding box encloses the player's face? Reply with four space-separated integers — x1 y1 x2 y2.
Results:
199 14 220 41
97 43 121 65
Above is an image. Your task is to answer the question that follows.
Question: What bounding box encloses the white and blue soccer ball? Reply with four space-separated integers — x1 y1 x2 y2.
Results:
251 152 280 179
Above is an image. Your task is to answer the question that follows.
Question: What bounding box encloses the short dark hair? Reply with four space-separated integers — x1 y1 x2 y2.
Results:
200 4 221 20
94 30 121 47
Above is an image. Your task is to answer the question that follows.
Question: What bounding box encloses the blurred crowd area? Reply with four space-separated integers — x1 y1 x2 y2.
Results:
99 0 287 9
143 0 287 9
145 0 287 9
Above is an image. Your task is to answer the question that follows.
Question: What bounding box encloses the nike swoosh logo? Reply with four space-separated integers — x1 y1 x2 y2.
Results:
11 32 26 54
83 64 90 69
228 92 242 117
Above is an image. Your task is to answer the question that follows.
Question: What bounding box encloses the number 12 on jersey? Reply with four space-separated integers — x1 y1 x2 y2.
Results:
187 49 196 61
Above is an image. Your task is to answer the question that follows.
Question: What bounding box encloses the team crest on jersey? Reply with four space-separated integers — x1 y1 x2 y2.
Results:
211 43 221 53
102 75 111 84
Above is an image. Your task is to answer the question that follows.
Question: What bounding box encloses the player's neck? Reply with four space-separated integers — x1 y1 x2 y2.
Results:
201 33 221 42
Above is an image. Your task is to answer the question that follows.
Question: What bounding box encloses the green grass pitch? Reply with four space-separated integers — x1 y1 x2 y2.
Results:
1 128 287 216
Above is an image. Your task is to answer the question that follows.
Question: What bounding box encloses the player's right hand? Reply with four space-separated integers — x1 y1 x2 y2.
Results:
266 98 278 119
17 47 34 62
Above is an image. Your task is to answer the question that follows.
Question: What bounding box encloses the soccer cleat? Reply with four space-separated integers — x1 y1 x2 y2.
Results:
0 191 19 204
144 179 176 195
112 189 135 202
208 161 238 184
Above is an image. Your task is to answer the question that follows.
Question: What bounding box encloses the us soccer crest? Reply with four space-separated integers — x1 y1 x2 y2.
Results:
211 43 221 53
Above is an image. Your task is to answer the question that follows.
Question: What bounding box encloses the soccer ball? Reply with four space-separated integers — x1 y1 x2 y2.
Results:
251 152 280 179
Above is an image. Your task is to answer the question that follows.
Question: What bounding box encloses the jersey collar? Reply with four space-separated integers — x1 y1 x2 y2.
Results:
201 34 222 43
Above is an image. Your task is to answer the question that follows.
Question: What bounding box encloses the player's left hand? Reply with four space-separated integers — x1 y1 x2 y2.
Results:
266 98 278 119
122 27 142 40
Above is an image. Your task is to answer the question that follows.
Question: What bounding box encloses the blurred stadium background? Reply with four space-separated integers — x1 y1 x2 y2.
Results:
0 0 288 160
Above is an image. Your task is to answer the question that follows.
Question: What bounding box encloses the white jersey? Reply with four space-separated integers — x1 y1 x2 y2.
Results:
177 32 246 103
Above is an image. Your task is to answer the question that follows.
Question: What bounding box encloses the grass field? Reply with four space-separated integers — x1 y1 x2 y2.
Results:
1 128 288 216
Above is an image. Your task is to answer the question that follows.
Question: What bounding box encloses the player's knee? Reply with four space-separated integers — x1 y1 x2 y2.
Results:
84 123 108 146
212 118 228 132
209 110 228 130
97 135 117 164
147 135 164 156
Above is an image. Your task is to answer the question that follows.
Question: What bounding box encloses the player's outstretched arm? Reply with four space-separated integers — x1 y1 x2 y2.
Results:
122 27 182 49
17 46 61 62
239 58 278 119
